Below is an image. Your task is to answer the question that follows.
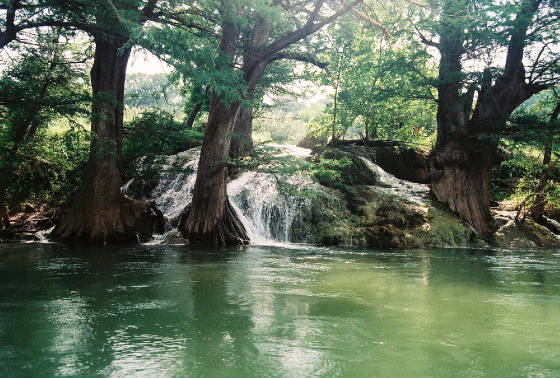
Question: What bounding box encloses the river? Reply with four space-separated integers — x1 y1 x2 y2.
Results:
0 243 559 377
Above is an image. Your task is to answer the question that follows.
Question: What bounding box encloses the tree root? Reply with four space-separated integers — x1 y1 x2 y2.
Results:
51 197 164 245
180 197 250 246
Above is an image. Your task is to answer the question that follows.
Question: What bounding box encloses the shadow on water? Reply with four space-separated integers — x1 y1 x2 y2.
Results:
0 242 256 377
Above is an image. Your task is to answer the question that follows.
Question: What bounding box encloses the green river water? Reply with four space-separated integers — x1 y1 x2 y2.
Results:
0 243 559 377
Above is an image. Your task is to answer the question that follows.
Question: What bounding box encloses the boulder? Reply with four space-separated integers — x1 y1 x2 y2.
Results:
288 146 482 248
296 134 328 149
121 200 165 242
332 140 430 183
493 211 560 248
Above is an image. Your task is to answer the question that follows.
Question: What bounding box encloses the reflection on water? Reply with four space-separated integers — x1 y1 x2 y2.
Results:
0 244 559 377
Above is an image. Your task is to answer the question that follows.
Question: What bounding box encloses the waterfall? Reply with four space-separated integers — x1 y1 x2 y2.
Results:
228 171 311 245
129 145 313 245
149 149 201 227
127 144 431 246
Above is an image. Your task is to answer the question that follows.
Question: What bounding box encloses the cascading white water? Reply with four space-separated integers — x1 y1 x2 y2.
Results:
126 144 432 246
228 171 312 245
128 145 313 245
149 149 201 227
358 157 430 209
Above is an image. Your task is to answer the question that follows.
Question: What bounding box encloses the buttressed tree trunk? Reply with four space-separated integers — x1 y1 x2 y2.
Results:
430 0 544 240
181 10 249 245
52 35 139 244
180 92 249 244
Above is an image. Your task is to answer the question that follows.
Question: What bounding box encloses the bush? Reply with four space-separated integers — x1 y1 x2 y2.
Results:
122 109 203 165
5 127 89 210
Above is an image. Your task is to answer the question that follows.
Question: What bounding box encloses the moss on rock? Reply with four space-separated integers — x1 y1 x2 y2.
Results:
493 212 560 248
291 146 486 249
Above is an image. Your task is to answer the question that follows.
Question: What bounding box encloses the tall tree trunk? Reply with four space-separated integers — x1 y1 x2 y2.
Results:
0 0 19 51
229 14 271 159
184 101 203 128
428 0 490 236
228 60 267 159
230 105 253 158
180 92 248 244
52 36 137 244
430 0 542 240
181 8 248 245
530 100 560 222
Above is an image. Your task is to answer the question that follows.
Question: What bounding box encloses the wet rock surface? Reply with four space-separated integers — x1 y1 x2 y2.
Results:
125 144 485 248
330 140 430 184
493 211 560 248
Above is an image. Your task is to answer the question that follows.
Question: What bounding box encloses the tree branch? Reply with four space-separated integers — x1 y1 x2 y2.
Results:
414 25 438 48
351 9 391 39
268 51 327 68
254 0 362 65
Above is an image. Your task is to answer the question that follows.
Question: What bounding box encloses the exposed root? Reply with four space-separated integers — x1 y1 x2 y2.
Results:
180 197 249 246
51 197 164 245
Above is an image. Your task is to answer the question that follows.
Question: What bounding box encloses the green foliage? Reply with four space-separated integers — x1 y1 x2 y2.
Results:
125 73 185 114
5 126 90 209
122 109 204 166
493 149 560 212
307 7 437 144
0 34 91 210
0 40 90 135
493 90 560 216
311 154 352 187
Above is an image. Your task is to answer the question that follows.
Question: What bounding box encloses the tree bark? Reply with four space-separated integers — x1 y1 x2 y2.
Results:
229 13 270 158
180 7 249 245
52 35 138 244
230 105 253 158
0 0 19 51
184 101 203 128
430 0 543 240
180 92 249 245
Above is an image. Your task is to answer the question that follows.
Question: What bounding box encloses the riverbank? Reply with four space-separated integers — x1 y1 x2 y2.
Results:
3 143 560 249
